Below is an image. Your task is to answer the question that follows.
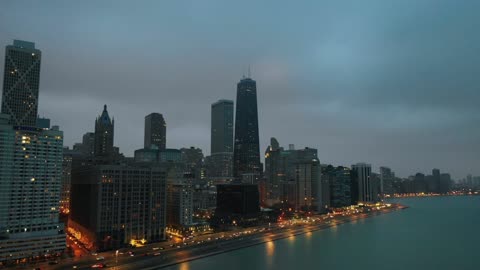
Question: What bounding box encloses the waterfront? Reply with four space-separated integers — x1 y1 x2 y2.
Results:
165 196 479 270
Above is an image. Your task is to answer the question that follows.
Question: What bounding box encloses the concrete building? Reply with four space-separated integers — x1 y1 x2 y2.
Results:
323 166 352 208
69 165 167 251
264 138 321 210
208 100 234 181
213 184 260 227
144 113 166 150
379 166 395 196
94 105 114 159
211 100 234 154
294 159 322 212
1 40 41 127
352 163 376 203
0 40 66 263
167 183 194 228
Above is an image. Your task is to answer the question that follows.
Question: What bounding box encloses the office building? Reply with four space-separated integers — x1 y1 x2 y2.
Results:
264 138 321 209
1 40 41 127
93 105 114 159
0 40 66 263
144 113 166 150
213 184 260 227
167 183 194 228
323 165 352 208
69 165 167 251
294 159 322 212
211 100 234 154
233 77 261 179
352 163 376 203
60 147 83 214
379 166 395 195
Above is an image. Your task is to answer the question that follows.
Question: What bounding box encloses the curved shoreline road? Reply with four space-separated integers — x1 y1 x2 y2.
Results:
9 205 406 270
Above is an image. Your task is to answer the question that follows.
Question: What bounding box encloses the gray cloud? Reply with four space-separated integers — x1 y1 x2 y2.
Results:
1 0 479 179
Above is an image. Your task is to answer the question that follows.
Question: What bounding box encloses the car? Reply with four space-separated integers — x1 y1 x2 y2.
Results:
153 252 161 256
91 263 106 268
73 266 78 269
96 256 105 261
48 261 58 265
152 247 160 251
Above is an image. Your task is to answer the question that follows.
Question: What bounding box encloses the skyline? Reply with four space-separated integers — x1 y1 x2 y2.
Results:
1 0 479 178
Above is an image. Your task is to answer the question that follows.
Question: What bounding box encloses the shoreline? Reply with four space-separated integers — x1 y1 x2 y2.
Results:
138 205 408 270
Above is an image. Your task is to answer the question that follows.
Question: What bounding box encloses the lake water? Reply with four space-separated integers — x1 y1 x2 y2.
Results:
164 196 479 270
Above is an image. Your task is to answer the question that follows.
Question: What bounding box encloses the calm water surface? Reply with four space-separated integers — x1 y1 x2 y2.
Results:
165 196 479 270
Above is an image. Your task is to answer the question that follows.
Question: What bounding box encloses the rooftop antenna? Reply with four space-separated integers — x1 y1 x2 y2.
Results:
242 66 246 79
248 65 251 78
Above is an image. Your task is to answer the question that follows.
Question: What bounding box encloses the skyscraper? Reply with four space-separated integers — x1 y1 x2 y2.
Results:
94 105 114 158
0 40 65 262
1 40 41 127
144 113 166 150
211 100 234 153
233 77 261 180
207 100 234 180
352 163 376 203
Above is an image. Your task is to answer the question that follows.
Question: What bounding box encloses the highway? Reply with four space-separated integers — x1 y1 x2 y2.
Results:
5 204 406 270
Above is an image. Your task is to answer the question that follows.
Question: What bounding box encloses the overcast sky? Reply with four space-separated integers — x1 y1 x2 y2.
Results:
1 0 479 179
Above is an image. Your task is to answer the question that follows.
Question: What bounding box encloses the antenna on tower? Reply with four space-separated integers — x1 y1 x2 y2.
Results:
242 66 246 79
248 65 251 78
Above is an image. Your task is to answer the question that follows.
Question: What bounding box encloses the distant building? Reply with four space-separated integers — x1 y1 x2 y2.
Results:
181 147 205 181
159 148 182 162
379 166 395 195
61 147 84 214
211 99 234 154
264 138 322 210
94 105 114 158
323 166 352 208
294 159 322 212
214 184 260 227
0 40 66 263
167 183 194 228
69 164 167 251
36 117 50 129
352 163 376 203
205 152 233 180
233 77 261 180
144 113 166 150
1 40 41 127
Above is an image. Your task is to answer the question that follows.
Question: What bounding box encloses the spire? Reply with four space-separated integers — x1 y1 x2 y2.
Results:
103 104 107 111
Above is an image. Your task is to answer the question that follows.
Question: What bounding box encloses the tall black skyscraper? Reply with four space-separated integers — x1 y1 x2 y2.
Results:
94 105 114 157
1 40 41 127
144 113 166 150
233 77 261 179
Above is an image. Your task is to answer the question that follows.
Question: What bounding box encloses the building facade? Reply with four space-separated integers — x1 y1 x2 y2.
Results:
94 105 114 158
69 165 167 251
352 163 376 203
233 77 261 180
144 113 166 150
1 40 41 127
211 99 234 154
0 40 66 263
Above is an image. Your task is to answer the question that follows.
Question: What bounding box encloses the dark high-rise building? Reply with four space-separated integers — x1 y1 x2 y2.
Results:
233 77 261 179
352 163 376 203
144 113 166 150
1 40 41 127
69 164 167 251
215 184 260 216
211 99 234 153
94 105 114 158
